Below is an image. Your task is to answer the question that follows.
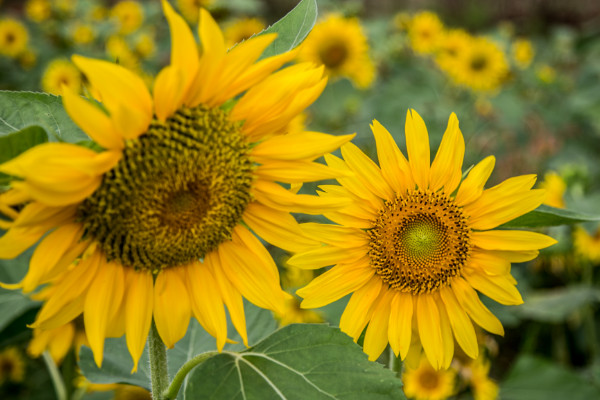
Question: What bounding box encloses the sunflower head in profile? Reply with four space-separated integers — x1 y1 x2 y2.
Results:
407 11 444 55
41 59 82 95
512 38 534 69
289 110 556 369
403 355 456 400
0 1 353 371
297 14 375 89
223 17 266 48
0 347 25 385
0 18 29 58
447 37 509 93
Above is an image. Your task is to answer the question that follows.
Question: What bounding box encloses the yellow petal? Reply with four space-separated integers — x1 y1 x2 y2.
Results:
186 262 227 351
296 256 373 308
84 260 125 367
464 270 523 305
430 113 465 194
437 296 454 369
451 277 504 336
455 156 495 207
405 109 430 190
299 222 369 248
371 120 413 194
287 245 368 270
153 65 184 122
339 275 382 340
242 202 316 252
439 287 478 359
124 269 153 372
480 249 539 263
251 132 355 162
198 8 225 57
468 189 545 230
363 290 393 361
468 250 511 276
472 230 557 251
231 225 279 282
255 160 350 183
341 142 394 200
153 268 191 348
62 89 123 150
388 292 413 359
417 294 444 369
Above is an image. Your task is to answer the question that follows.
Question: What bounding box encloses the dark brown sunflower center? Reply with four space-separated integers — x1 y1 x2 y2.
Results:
418 368 441 390
470 55 488 71
77 105 254 273
320 42 348 68
368 189 470 295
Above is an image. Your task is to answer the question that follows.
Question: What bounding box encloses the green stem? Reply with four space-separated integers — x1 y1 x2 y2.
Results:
149 319 169 400
42 351 67 400
163 351 218 400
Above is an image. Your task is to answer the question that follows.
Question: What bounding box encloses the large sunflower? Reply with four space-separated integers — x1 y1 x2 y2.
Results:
0 1 352 371
289 110 556 369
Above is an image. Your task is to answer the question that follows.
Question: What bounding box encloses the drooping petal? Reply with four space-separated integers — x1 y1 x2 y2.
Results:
437 295 454 369
430 113 465 194
363 290 394 361
405 109 431 190
451 277 504 336
299 223 370 248
153 268 191 348
463 269 523 305
231 225 279 282
339 276 382 340
439 286 478 359
417 294 444 369
287 245 368 270
124 269 153 372
388 292 413 359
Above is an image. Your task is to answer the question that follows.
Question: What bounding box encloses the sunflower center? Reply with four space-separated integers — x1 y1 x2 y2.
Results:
368 189 471 295
470 55 488 71
320 41 348 68
77 105 254 273
418 369 441 390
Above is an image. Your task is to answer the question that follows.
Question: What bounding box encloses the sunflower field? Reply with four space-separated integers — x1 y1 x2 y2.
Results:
1 0 600 399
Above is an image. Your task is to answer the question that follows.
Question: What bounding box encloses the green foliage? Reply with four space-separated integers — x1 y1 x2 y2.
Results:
184 324 405 400
501 205 600 228
517 285 600 323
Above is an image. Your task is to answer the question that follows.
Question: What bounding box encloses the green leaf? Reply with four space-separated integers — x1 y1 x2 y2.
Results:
516 285 600 323
259 0 317 58
500 204 600 228
185 324 405 400
500 355 600 399
0 125 49 186
78 301 278 394
0 91 88 143
0 287 39 333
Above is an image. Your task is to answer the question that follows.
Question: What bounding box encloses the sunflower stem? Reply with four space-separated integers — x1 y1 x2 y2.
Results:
42 351 67 400
149 319 169 400
163 351 219 399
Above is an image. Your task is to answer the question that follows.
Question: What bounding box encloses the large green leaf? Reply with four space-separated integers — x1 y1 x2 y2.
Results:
0 288 39 334
259 0 317 59
516 285 600 323
185 324 405 400
0 91 88 143
79 301 278 394
500 204 600 228
0 125 49 186
500 355 600 399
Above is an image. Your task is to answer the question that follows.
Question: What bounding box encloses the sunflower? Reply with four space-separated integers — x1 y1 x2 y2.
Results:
447 37 508 93
574 226 600 264
539 171 566 209
0 347 25 385
106 35 139 69
435 29 471 73
298 14 375 89
111 0 144 35
466 356 499 400
511 38 534 69
0 18 29 58
290 110 556 369
224 17 266 48
71 23 96 46
177 0 213 24
407 11 444 55
0 1 351 371
25 0 52 23
41 59 82 95
277 296 323 326
403 356 456 400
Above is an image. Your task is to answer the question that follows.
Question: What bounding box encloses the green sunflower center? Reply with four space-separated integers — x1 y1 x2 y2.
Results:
320 41 348 69
77 105 254 273
368 189 471 295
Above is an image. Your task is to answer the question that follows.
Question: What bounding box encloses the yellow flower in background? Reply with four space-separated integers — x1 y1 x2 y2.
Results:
18 48 37 70
298 14 375 89
0 2 349 372
447 37 508 92
540 171 566 208
466 356 499 400
106 35 139 69
574 226 600 263
393 12 411 32
512 38 534 69
77 379 151 399
277 296 323 326
55 0 76 14
290 110 556 369
90 5 108 21
28 322 88 365
0 347 25 385
536 64 556 84
111 0 144 35
134 32 156 59
25 0 51 23
408 11 444 55
0 18 29 58
403 356 457 400
435 29 471 72
41 59 82 95
224 17 266 48
177 0 213 24
71 23 96 45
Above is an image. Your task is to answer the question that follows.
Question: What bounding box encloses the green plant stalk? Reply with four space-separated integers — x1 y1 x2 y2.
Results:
149 320 169 400
42 351 67 400
163 351 218 400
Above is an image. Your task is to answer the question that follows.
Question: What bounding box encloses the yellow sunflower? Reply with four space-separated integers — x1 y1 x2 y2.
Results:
290 110 556 369
407 11 444 55
435 29 471 73
25 0 52 23
41 59 82 95
71 23 96 46
106 35 139 69
536 64 556 84
111 0 144 35
466 356 499 400
277 296 323 326
0 347 25 385
403 356 456 400
28 321 88 365
0 18 29 58
224 17 266 48
574 226 600 264
177 0 213 24
0 1 351 372
539 171 566 209
447 37 509 93
511 38 534 69
298 14 375 89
